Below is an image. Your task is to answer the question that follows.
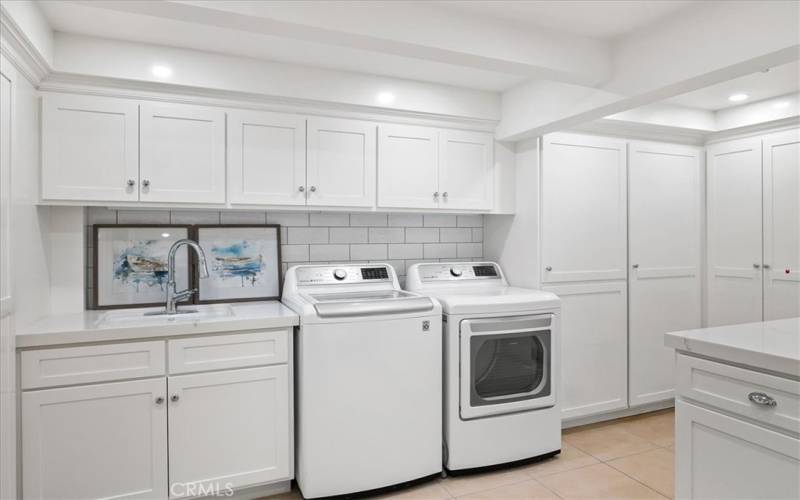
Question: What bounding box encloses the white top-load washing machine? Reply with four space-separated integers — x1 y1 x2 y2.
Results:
282 263 443 498
406 261 561 472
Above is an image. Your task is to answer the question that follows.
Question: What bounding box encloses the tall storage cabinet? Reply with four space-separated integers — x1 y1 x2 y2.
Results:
541 133 629 420
628 142 702 407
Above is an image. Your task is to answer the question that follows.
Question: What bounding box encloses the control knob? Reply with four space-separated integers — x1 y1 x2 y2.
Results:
333 269 347 281
450 267 463 277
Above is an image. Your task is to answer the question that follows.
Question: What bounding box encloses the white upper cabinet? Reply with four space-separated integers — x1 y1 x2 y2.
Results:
762 129 800 321
140 103 226 204
628 141 702 407
706 137 764 326
541 133 627 283
439 130 494 210
42 94 139 202
228 110 306 206
377 124 439 209
307 117 376 208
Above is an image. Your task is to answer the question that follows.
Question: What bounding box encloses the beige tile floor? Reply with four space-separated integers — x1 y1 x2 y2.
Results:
273 408 675 500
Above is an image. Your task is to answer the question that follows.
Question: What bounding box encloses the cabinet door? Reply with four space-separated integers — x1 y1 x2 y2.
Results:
228 110 306 206
675 400 800 500
628 142 702 406
41 93 139 202
706 137 763 326
439 130 494 210
542 282 628 420
140 103 226 204
167 366 290 495
307 117 376 207
377 124 439 209
22 379 168 500
763 129 800 321
541 133 627 283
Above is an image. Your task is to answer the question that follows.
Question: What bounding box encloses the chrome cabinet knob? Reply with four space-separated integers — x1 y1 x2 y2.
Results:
155 397 165 405
632 264 639 269
298 186 305 192
127 179 136 187
748 392 777 407
753 263 761 269
171 394 180 402
309 186 317 192
142 179 151 188
433 192 440 198
545 266 552 271
763 264 771 269
442 192 448 198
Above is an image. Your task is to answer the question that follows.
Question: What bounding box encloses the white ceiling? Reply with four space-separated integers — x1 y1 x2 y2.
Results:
666 61 800 110
432 0 696 39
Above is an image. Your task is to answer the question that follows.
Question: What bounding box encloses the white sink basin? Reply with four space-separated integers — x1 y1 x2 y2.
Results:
97 304 235 327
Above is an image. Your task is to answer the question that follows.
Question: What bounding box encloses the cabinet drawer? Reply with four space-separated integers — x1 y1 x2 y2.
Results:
676 354 800 434
168 330 289 374
21 341 166 389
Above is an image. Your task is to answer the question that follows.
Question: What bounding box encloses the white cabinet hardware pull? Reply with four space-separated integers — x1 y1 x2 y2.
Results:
309 186 317 192
298 186 305 192
748 392 777 407
127 179 135 187
155 397 165 405
171 394 180 402
142 179 151 188
545 266 552 271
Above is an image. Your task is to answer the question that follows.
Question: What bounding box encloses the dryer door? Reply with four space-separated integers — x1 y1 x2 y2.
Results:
459 314 555 420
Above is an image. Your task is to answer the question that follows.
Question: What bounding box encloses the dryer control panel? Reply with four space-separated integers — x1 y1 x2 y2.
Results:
417 262 501 281
295 264 393 285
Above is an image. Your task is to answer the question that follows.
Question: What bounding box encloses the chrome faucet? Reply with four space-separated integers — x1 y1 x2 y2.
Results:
165 239 210 314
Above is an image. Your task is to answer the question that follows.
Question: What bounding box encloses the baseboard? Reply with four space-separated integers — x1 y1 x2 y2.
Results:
562 399 674 429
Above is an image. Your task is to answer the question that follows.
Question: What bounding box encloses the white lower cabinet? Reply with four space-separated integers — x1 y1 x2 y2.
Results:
22 379 169 500
167 366 290 497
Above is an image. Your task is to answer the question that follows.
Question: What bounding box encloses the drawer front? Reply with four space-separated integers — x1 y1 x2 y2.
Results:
676 354 800 434
21 341 166 389
168 330 289 374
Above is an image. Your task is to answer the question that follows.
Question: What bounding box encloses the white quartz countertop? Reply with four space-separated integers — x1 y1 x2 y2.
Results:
16 301 299 348
665 317 800 377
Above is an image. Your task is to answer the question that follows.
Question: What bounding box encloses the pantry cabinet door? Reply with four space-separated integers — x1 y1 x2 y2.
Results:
628 142 702 407
439 130 494 210
763 129 800 321
377 124 439 209
22 379 168 500
706 137 763 326
41 93 139 202
307 117 376 208
167 366 290 496
140 103 226 204
541 133 627 283
542 281 628 420
228 110 306 206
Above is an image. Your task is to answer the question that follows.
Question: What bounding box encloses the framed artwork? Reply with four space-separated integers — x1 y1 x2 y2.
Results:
93 225 191 309
194 225 282 303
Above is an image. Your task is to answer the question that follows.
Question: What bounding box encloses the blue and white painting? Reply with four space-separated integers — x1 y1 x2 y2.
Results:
198 227 280 301
96 227 189 307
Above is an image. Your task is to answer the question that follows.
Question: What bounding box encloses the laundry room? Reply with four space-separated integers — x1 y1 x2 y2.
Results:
0 1 798 500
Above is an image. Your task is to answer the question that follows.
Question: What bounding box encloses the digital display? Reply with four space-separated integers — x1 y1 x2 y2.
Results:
361 267 389 280
473 265 498 277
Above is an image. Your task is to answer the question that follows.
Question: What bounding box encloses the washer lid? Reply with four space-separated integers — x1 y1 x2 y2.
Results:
426 286 560 315
308 290 435 318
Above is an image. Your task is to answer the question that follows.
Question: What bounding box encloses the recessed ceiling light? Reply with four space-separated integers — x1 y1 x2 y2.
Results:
773 101 791 109
151 65 173 79
376 91 396 105
728 93 749 102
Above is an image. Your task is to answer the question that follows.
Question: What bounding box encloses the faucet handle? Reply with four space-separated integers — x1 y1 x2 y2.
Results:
174 288 198 302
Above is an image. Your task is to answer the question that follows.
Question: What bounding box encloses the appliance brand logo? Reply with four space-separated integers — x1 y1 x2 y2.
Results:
422 320 430 331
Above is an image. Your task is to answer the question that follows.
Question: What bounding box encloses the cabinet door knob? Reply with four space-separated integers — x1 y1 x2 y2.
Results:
126 179 136 187
433 192 440 198
763 264 771 269
298 186 305 192
753 263 761 269
632 264 639 269
142 179 151 188
309 186 317 192
545 266 552 271
155 397 165 405
171 394 180 402
748 392 777 407
442 192 448 198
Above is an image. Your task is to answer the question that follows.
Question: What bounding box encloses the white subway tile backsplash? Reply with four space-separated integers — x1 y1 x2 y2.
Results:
405 227 439 243
268 212 310 226
288 227 329 244
220 211 267 224
309 244 349 262
330 227 368 244
424 214 457 227
170 211 220 225
388 243 423 260
424 243 457 259
457 215 483 227
87 207 117 225
369 227 404 243
439 227 471 243
117 210 171 224
472 228 483 243
350 213 387 226
281 245 310 263
310 213 349 226
388 214 423 227
350 244 388 260
457 242 483 258
384 260 406 275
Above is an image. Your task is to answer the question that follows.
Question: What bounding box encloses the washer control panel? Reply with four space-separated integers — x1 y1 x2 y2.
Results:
418 263 501 281
296 264 392 285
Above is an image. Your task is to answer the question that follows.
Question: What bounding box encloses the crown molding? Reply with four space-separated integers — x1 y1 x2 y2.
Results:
704 116 800 144
0 4 51 85
39 72 499 132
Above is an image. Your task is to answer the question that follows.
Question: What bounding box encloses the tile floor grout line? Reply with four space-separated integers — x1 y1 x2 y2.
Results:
526 459 602 480
444 473 533 499
605 462 672 500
